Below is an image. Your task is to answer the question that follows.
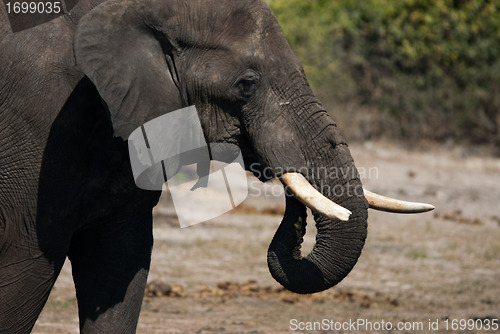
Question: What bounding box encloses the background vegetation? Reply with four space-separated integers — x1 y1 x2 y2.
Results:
266 0 500 151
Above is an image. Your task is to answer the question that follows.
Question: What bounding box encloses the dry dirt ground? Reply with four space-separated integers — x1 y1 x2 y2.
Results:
32 143 500 333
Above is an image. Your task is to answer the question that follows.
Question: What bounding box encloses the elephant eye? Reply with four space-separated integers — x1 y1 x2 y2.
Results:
237 78 258 98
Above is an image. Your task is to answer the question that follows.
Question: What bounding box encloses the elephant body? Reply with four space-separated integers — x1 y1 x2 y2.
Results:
0 0 369 332
0 25 160 332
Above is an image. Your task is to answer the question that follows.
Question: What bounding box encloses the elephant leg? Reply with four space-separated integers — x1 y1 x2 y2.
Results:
68 212 153 333
0 244 65 333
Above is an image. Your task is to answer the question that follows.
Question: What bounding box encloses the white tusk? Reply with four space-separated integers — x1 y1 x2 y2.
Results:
280 173 352 221
364 189 435 213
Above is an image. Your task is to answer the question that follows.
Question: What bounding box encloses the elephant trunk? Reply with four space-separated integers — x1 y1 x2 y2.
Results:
266 113 368 294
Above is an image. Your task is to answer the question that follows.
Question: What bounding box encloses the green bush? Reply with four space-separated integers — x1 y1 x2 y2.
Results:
267 0 500 148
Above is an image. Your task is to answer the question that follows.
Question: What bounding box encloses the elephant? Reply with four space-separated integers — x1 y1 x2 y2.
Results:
0 0 434 332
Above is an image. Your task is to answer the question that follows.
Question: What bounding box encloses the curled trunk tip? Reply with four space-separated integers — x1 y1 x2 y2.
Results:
267 193 367 294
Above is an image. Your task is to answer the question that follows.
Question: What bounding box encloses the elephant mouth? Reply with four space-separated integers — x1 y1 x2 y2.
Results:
280 172 434 219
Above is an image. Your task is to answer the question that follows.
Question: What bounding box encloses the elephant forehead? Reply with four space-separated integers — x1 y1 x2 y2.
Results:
176 0 279 46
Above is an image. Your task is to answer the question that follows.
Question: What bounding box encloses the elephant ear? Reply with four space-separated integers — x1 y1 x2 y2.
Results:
74 0 184 139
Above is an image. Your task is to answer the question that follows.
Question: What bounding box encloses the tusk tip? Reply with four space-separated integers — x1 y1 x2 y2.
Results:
306 200 352 221
343 209 353 221
417 203 435 213
396 202 435 213
340 210 352 221
327 208 352 222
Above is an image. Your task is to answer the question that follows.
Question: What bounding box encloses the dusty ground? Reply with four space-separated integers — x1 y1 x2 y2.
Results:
32 143 500 333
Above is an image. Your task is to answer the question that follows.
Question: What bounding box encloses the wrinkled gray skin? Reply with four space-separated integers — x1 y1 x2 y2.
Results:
0 0 368 332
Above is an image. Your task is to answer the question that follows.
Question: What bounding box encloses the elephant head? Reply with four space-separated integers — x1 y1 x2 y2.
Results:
74 0 433 294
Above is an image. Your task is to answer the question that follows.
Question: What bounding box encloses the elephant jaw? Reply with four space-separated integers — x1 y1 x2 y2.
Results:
279 172 434 220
